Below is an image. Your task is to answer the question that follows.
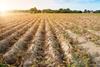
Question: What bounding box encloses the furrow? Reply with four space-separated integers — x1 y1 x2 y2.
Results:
23 20 45 67
0 19 37 53
48 19 73 65
3 19 40 66
45 21 65 67
0 19 31 40
66 30 100 66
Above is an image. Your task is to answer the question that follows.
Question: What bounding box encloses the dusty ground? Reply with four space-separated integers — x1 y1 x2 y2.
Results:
0 13 100 67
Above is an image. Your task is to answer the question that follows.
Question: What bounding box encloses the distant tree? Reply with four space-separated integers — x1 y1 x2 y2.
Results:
58 8 64 13
84 9 91 13
42 9 56 13
30 7 38 13
84 9 87 13
94 10 100 13
72 10 82 13
58 8 71 13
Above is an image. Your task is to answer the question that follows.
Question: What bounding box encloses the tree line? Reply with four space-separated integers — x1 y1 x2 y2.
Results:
9 7 100 13
30 7 100 13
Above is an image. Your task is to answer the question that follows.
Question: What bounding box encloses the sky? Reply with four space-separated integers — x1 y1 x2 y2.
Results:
0 0 100 10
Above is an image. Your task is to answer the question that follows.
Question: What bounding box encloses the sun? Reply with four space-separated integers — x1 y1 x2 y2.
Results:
0 3 8 12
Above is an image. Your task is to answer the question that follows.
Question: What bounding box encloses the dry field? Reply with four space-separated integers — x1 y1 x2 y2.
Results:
0 13 100 67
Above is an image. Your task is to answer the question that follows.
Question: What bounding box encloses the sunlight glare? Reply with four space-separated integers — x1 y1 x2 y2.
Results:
0 2 9 13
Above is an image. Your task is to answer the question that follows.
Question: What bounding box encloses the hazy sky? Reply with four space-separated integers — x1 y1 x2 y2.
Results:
0 0 100 10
